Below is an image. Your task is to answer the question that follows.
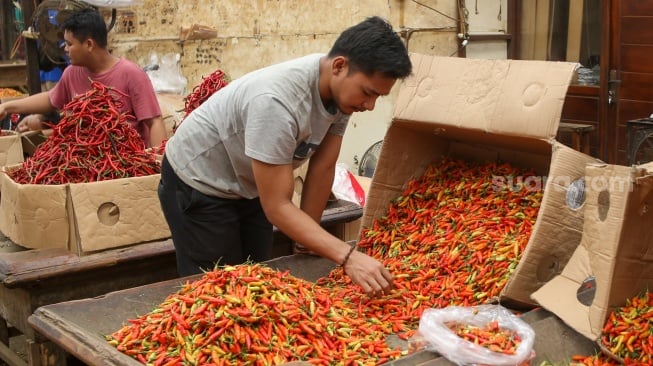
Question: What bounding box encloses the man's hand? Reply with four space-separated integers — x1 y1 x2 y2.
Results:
343 250 394 297
16 114 45 132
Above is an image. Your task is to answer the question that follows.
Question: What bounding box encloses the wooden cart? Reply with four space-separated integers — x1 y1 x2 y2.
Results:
0 199 363 366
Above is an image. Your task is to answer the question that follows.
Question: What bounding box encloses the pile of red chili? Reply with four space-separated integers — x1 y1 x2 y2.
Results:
173 68 229 132
318 158 542 341
9 81 160 184
449 320 522 355
183 68 229 117
569 355 619 366
107 263 404 366
107 157 543 365
599 291 653 364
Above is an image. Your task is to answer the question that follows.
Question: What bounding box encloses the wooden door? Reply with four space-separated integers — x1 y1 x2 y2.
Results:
470 0 636 161
605 0 653 164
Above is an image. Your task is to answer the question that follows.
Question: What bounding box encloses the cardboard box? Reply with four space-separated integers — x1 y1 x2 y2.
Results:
292 163 309 207
531 163 653 340
0 165 170 255
155 93 185 138
360 54 602 306
0 130 24 166
68 175 171 253
20 130 47 158
0 166 69 250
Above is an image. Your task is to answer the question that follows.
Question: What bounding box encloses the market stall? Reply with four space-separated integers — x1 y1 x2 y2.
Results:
0 198 363 366
26 255 600 366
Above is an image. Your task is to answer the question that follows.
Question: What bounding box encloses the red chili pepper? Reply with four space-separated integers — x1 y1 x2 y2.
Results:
175 69 229 131
8 80 160 185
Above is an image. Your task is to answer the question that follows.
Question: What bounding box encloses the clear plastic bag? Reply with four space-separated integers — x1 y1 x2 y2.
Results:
413 305 535 366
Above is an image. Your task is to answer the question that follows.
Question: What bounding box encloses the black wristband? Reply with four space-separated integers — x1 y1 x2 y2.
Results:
340 244 357 267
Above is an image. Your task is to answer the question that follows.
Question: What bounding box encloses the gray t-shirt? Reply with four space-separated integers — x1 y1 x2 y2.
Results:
165 54 350 199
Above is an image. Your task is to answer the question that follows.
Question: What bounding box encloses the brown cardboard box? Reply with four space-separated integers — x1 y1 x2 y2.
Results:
360 54 602 306
67 174 170 254
0 130 24 166
20 130 47 157
0 165 69 249
155 93 185 138
0 165 170 255
531 163 653 340
292 163 309 207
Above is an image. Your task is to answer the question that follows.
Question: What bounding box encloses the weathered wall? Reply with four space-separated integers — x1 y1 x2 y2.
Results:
105 0 462 170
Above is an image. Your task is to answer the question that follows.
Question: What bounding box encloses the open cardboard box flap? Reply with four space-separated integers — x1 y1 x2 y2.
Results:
394 54 575 140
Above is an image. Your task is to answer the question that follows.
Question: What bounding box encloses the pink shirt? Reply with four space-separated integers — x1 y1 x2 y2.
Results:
49 58 162 146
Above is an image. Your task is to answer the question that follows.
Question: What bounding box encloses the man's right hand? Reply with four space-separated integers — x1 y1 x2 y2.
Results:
16 114 45 132
343 250 394 297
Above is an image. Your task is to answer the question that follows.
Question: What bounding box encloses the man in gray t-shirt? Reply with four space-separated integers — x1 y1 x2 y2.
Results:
158 16 412 297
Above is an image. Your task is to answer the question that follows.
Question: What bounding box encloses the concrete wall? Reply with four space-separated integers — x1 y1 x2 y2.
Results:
105 0 506 172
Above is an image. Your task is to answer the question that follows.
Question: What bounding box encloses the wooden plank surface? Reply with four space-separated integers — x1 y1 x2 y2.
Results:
0 63 27 89
28 255 338 366
0 240 176 287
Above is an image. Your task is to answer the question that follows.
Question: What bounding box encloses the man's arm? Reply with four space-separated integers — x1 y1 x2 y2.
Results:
144 116 166 148
0 92 54 120
252 133 393 297
252 157 350 264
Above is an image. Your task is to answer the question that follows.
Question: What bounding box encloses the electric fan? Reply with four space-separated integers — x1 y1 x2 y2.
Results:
357 140 383 178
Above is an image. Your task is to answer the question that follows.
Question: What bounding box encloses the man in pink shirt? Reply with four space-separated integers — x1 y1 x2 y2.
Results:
0 8 165 148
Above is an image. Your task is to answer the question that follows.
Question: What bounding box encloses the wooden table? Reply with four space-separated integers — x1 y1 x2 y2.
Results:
0 199 363 366
27 265 600 366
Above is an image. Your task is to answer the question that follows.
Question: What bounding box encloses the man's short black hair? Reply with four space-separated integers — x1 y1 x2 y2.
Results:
328 16 412 79
61 8 108 48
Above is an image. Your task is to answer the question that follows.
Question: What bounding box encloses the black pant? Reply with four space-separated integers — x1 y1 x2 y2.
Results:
158 155 273 277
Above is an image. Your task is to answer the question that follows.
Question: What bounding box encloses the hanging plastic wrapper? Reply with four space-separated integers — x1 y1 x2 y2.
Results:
145 53 188 95
331 163 366 207
410 305 536 366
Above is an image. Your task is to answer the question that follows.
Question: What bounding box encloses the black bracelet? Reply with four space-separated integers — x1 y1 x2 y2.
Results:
340 244 357 267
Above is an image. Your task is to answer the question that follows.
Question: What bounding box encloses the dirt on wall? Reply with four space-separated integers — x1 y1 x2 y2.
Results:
105 0 459 91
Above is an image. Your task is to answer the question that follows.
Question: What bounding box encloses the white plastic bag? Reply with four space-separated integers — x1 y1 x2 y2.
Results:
82 0 142 8
415 305 535 366
146 53 187 95
331 163 366 207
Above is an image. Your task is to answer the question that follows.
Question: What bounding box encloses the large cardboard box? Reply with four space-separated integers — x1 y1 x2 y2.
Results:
360 54 602 305
0 167 68 249
0 166 170 255
531 163 653 340
0 130 24 166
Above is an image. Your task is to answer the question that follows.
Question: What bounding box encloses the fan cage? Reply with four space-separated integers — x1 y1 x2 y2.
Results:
33 0 96 65
358 140 383 178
